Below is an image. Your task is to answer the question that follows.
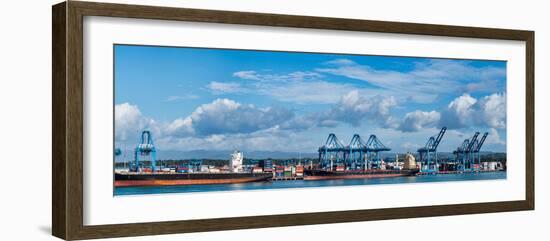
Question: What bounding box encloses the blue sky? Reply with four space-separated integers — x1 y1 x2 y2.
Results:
114 44 507 154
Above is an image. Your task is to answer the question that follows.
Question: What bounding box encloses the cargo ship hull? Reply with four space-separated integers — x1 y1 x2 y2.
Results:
304 169 419 181
115 172 272 187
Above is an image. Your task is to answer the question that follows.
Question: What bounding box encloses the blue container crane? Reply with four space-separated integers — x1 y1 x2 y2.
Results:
133 130 157 172
472 132 489 171
365 135 391 170
346 134 368 170
417 127 447 173
453 132 479 171
189 160 203 173
318 133 346 170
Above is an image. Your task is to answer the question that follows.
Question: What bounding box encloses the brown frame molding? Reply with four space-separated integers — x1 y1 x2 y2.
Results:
52 1 534 240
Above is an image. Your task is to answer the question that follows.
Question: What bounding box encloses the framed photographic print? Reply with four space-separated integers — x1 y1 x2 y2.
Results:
52 1 534 240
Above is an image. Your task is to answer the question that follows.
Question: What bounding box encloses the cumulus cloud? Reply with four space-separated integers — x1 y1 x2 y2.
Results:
439 94 478 129
115 103 159 142
321 90 398 127
439 93 506 130
164 116 194 137
166 98 294 136
398 110 441 132
485 128 505 145
475 93 506 129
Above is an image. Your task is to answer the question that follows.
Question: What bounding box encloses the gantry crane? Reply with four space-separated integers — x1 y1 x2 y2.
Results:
365 135 391 170
346 134 368 170
417 127 447 173
318 133 346 171
453 132 479 171
133 130 157 172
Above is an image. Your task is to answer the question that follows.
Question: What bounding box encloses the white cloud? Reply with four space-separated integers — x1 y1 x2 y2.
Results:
164 117 194 137
322 90 398 127
169 98 294 136
316 59 506 103
231 70 352 104
440 93 478 129
324 59 356 66
233 70 260 80
165 94 199 101
475 93 506 129
485 128 505 145
115 103 159 142
264 80 357 104
156 126 317 152
206 81 242 94
398 110 441 132
439 93 506 130
466 79 500 93
205 134 225 143
233 70 322 82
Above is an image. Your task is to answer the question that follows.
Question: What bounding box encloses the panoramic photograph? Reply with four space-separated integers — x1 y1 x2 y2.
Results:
113 44 507 196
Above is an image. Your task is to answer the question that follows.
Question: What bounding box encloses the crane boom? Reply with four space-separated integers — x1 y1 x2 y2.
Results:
324 133 345 149
474 132 489 152
430 127 446 151
366 135 391 151
349 134 367 149
465 132 479 152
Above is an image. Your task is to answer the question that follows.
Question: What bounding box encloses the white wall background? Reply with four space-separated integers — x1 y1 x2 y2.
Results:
0 0 547 240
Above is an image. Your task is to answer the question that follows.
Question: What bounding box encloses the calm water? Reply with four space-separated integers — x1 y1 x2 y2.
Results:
114 171 506 196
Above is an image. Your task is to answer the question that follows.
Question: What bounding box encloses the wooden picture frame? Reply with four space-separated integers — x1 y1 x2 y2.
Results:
52 1 534 240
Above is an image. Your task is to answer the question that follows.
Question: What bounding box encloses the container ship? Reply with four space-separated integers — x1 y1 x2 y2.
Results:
303 153 420 181
303 168 419 181
115 150 272 187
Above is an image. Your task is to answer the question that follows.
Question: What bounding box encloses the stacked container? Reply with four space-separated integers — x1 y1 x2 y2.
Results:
284 166 292 177
296 165 304 177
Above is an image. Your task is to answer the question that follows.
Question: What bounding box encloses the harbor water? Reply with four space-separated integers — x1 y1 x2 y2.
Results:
114 171 506 196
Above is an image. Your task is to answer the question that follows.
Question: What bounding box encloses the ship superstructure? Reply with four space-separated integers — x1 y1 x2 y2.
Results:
230 150 244 173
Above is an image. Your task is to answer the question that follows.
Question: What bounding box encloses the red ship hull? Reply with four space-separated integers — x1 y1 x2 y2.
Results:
304 169 419 181
114 172 272 187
